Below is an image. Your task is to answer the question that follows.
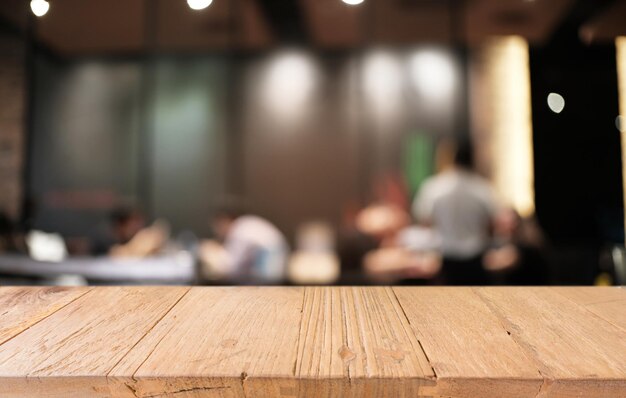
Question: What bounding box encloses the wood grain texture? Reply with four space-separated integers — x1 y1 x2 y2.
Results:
393 287 543 398
475 287 626 397
0 286 625 397
0 286 189 397
0 286 91 345
295 287 434 396
110 286 304 398
552 287 626 332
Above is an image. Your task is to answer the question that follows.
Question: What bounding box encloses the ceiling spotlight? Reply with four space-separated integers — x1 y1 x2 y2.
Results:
342 0 365 5
187 0 213 10
30 0 50 17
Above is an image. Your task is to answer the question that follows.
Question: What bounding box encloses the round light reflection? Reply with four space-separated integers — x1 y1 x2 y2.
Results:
409 50 456 101
342 0 364 5
547 92 565 114
262 52 318 121
30 0 49 17
187 0 213 10
363 51 403 118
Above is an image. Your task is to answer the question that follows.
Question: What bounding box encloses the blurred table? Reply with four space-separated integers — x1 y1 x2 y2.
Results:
0 253 195 284
0 286 624 397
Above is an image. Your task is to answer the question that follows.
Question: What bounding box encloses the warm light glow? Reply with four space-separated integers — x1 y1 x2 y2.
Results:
363 51 403 120
616 37 626 242
187 0 213 11
261 52 318 122
342 0 365 5
409 50 456 101
30 0 49 17
547 92 565 113
480 36 535 217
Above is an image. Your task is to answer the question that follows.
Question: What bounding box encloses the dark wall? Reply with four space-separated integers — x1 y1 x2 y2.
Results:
149 57 228 235
529 4 624 283
28 48 464 240
30 57 143 237
30 56 228 238
531 40 623 246
0 29 26 220
236 50 463 239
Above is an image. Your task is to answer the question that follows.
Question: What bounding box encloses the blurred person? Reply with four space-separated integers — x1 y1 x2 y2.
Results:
92 207 169 257
200 205 289 284
109 219 169 258
336 201 379 284
412 140 499 285
336 175 412 284
355 202 444 284
0 199 40 255
364 225 442 284
355 202 411 246
372 173 411 211
484 207 548 285
288 222 340 285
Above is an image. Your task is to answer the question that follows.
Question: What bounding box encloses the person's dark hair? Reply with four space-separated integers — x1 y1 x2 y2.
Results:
110 207 140 226
213 204 246 221
213 197 248 221
453 140 474 169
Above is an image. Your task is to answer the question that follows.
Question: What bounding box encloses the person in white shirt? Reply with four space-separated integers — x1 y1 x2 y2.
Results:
412 141 499 285
201 206 289 284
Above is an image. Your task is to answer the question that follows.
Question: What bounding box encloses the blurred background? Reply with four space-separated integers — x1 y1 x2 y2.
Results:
0 0 625 286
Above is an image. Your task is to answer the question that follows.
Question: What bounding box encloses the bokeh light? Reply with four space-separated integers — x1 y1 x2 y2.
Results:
362 51 403 119
262 51 318 122
30 0 49 17
409 50 456 101
187 0 213 11
547 92 565 113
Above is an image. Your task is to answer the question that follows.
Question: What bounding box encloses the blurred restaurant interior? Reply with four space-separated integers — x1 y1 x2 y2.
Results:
1 0 626 286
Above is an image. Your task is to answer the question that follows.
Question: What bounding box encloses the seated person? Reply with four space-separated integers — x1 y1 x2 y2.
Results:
200 206 289 284
92 207 168 257
288 222 340 285
363 225 442 284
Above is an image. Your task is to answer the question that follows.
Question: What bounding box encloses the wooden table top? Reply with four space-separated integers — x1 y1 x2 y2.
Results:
0 286 624 397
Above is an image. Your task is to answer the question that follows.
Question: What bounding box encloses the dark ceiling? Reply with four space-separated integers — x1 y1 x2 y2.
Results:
0 0 625 55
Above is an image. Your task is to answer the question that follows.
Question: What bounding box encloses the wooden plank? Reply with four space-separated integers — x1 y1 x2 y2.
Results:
295 287 434 396
393 286 542 398
551 286 626 305
0 286 91 345
552 286 626 333
0 286 189 398
475 287 626 397
1 286 625 397
109 286 304 398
